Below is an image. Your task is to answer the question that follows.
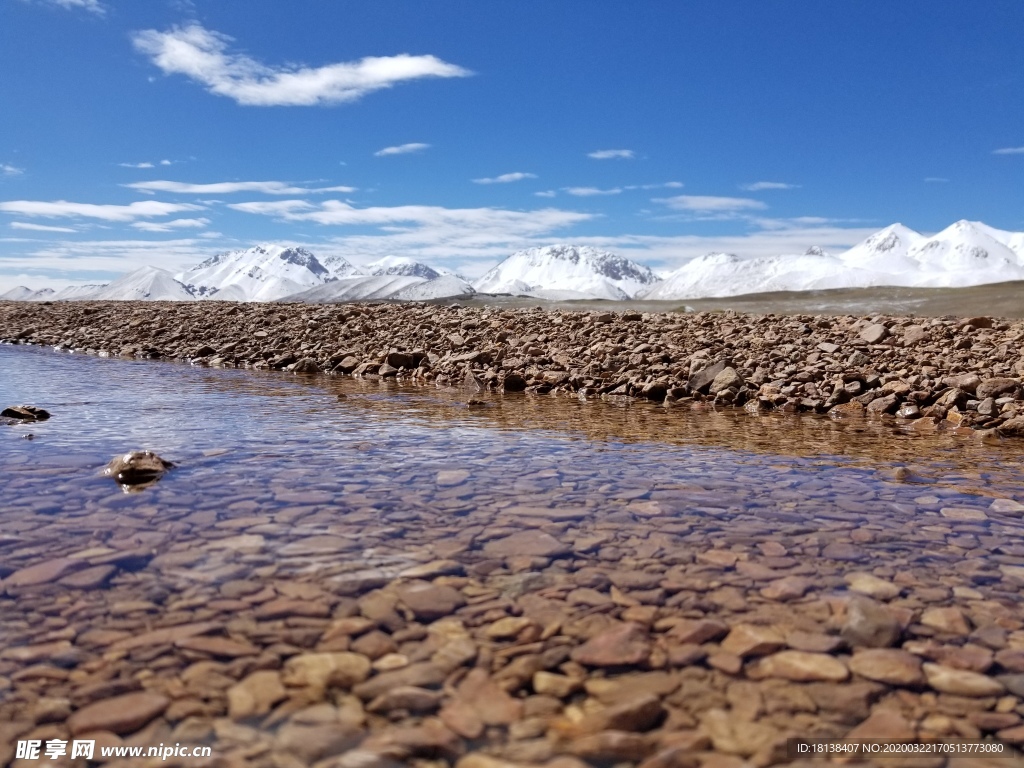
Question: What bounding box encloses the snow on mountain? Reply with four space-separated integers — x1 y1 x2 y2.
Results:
282 274 474 303
176 244 334 302
320 254 364 279
1 286 43 301
645 220 1024 300
52 284 107 301
88 266 195 301
366 255 441 279
473 245 661 300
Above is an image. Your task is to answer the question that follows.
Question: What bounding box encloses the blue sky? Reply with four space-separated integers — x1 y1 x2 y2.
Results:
1 0 1023 290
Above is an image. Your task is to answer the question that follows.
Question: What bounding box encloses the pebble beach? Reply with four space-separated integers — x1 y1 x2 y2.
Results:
2 300 1024 768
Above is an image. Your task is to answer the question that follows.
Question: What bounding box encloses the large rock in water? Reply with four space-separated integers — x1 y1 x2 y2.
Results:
103 451 173 486
688 359 732 394
2 405 50 421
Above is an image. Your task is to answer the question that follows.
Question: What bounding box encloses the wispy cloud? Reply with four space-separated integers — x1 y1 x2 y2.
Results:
623 182 683 191
131 217 211 232
655 194 767 212
563 186 621 196
588 149 634 160
1 164 25 176
472 172 537 184
993 146 1024 155
10 221 78 233
374 143 430 156
924 177 949 183
125 180 355 195
534 190 556 198
37 0 104 14
132 24 472 107
741 181 800 191
120 162 155 169
0 199 203 221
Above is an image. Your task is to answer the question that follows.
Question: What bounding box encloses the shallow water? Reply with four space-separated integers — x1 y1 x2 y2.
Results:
3 343 1024 765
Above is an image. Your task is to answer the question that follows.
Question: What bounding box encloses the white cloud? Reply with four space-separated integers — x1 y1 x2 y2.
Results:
125 180 355 195
132 24 472 107
38 0 104 14
1 164 24 176
655 195 767 212
374 143 430 156
993 146 1024 155
534 190 556 198
472 172 537 184
10 221 78 233
741 181 800 191
588 149 634 160
564 187 621 196
131 217 211 232
624 182 684 191
0 199 203 221
120 162 155 169
160 159 173 165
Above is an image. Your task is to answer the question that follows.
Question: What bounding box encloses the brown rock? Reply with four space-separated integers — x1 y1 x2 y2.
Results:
920 606 972 635
4 557 86 587
750 651 849 682
567 731 655 762
227 670 287 720
842 597 901 648
281 652 372 691
976 377 1018 399
845 572 900 600
845 711 915 742
760 576 812 601
667 619 728 645
456 668 522 725
68 691 170 736
174 636 259 658
571 622 652 667
397 580 466 620
720 624 784 658
483 530 570 558
849 649 925 686
1 404 50 421
922 663 1005 697
573 694 664 734
103 450 173 485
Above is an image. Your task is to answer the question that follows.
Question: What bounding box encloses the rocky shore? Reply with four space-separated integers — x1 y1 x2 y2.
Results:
2 300 1024 437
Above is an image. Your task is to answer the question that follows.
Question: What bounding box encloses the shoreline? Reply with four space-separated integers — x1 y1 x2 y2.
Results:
2 300 1023 438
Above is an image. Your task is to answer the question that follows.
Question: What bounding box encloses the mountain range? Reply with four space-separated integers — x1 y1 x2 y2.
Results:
4 220 1024 304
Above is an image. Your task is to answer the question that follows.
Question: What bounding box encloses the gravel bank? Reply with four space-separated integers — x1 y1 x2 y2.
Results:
3 300 1024 437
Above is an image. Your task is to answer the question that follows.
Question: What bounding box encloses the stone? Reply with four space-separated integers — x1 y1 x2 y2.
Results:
1 405 50 421
67 691 170 736
282 652 372 691
485 617 535 639
436 469 470 486
708 367 743 395
720 624 784 658
848 649 925 686
688 359 733 394
571 622 652 667
352 662 447 701
842 597 901 648
845 572 900 600
3 557 85 587
750 651 849 682
573 694 664 734
667 619 728 645
483 530 570 558
701 708 781 757
760 576 811 601
292 357 320 373
977 377 1018 399
456 669 522 725
175 636 260 658
567 731 654 763
397 581 466 620
227 670 287 719
920 606 971 635
532 671 582 698
367 686 444 714
860 323 889 344
922 663 1005 697
275 722 363 763
845 711 915 742
103 450 173 486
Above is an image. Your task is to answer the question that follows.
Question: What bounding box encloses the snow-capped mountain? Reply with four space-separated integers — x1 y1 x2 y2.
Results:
366 255 440 279
473 245 661 300
176 244 335 302
53 284 107 301
644 220 1024 300
320 254 364 279
1 286 51 301
88 266 194 302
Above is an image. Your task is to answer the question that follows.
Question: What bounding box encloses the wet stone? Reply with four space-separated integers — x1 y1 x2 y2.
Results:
67 691 170 736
